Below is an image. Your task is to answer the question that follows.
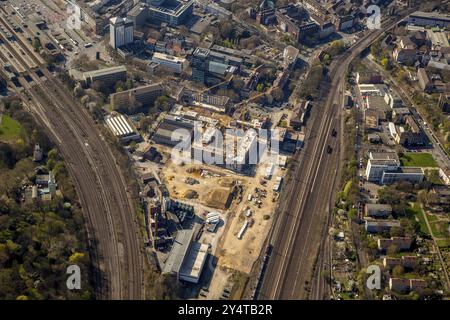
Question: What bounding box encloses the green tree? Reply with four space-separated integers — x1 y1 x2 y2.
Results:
154 95 170 111
140 117 152 132
32 37 42 52
256 83 264 92
381 58 390 70
272 87 283 102
392 265 404 277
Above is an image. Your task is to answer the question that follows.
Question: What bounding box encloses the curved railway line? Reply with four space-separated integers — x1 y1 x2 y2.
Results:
0 8 143 299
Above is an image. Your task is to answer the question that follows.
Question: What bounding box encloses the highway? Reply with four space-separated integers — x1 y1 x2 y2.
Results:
258 11 415 300
0 10 143 300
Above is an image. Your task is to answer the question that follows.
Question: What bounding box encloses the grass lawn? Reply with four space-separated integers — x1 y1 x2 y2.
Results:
426 213 439 223
0 114 22 142
400 152 438 168
436 239 450 248
424 169 443 185
430 221 449 239
408 203 430 236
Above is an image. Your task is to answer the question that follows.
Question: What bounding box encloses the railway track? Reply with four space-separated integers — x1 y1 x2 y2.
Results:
0 11 143 299
258 9 415 300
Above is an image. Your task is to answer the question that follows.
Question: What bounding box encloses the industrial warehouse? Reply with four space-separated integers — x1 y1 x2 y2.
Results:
105 114 140 142
162 229 209 284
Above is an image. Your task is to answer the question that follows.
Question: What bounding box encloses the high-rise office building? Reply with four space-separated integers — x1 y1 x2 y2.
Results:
191 48 241 85
109 17 134 49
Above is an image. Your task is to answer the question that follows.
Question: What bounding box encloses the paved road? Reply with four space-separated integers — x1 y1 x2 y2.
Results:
258 12 413 300
0 11 144 300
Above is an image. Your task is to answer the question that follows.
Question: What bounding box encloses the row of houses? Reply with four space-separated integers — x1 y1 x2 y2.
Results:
253 0 360 38
357 72 428 147
391 12 450 94
363 205 427 295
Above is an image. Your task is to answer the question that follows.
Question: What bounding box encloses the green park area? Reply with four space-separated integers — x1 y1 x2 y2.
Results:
0 114 22 142
400 152 438 168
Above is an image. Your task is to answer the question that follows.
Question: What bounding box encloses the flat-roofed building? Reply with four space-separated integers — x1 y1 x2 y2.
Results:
410 279 427 293
356 71 383 84
381 167 425 185
389 278 411 293
162 229 193 275
110 83 164 111
191 47 240 85
176 87 231 113
128 3 149 27
417 68 433 93
438 168 450 185
225 129 259 173
389 278 427 293
275 4 319 43
395 116 427 146
364 109 383 130
179 242 209 283
152 115 194 147
384 92 403 109
105 114 140 142
283 45 299 69
365 151 400 182
162 228 208 283
191 93 230 113
365 150 423 184
205 2 232 19
408 11 450 28
358 84 388 96
384 256 418 269
256 0 276 25
366 159 400 182
377 237 413 251
128 0 194 27
366 95 389 112
82 66 127 87
383 257 402 269
365 219 401 233
365 204 393 218
191 126 224 164
211 45 256 66
152 52 188 74
334 14 355 31
109 17 134 49
393 107 411 123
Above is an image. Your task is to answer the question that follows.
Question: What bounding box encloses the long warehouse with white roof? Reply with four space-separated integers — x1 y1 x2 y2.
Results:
105 114 140 142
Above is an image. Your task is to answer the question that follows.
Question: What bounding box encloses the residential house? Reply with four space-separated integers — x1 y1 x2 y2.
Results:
364 219 401 233
356 71 383 84
365 204 393 218
383 256 418 269
390 277 429 294
417 68 434 93
377 236 413 251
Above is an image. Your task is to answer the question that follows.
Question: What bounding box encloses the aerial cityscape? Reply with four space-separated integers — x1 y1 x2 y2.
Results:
0 0 449 305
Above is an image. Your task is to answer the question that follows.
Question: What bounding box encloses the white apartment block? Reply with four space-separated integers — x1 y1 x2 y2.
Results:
151 52 188 74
